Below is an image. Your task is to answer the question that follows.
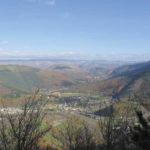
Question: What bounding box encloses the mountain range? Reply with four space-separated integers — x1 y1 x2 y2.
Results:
0 60 150 98
92 61 150 96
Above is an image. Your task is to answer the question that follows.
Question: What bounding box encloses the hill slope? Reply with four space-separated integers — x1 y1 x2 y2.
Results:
109 61 150 95
0 65 40 93
79 61 150 96
0 64 89 95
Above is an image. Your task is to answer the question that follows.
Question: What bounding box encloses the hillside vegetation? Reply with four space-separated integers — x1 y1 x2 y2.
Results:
78 61 150 97
0 64 89 95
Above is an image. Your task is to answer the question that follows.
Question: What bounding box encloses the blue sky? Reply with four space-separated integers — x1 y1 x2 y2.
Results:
0 0 150 60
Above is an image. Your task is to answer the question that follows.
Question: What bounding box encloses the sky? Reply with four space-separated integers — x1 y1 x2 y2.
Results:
0 0 150 60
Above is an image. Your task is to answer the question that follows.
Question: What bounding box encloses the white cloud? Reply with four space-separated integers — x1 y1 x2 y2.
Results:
0 40 9 45
25 0 38 2
25 0 56 6
46 0 56 6
62 12 70 19
0 50 21 56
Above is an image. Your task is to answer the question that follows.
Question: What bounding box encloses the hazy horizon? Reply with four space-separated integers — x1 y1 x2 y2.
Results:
0 52 150 62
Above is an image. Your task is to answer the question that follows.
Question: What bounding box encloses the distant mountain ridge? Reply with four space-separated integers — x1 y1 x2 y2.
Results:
0 64 87 95
107 61 150 96
110 61 150 78
1 60 149 98
80 61 150 97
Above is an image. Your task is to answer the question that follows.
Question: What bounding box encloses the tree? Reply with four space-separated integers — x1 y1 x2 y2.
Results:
52 116 96 150
131 111 150 150
97 98 136 150
0 90 52 150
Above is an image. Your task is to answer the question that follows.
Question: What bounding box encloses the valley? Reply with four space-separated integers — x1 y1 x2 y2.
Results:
0 59 149 126
0 59 150 150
